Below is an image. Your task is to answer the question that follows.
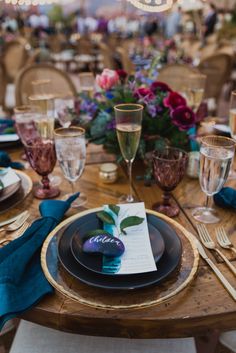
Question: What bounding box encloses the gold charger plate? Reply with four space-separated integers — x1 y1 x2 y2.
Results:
41 208 199 310
0 169 33 214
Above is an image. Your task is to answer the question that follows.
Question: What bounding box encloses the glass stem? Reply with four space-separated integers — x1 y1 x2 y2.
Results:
205 195 211 209
70 181 75 195
127 160 133 203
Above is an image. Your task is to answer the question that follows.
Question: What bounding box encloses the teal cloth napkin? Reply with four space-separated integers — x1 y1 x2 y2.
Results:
0 151 24 170
214 187 236 209
0 193 79 330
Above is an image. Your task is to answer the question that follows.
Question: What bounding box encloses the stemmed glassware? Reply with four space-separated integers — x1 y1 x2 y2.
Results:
152 147 188 217
183 74 206 113
79 72 95 97
54 95 75 128
228 91 236 179
114 104 143 203
54 127 87 207
24 137 60 199
192 135 235 224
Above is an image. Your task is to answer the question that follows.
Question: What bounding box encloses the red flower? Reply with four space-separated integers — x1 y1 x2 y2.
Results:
116 69 128 80
150 81 172 93
171 106 196 131
164 91 186 110
134 87 155 101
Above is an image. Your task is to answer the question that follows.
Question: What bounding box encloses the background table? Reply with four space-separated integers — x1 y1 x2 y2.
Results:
1 144 236 345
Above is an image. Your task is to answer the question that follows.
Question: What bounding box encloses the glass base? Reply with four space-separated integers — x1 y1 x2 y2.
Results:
192 207 220 224
34 185 60 199
62 192 87 208
118 194 138 204
39 174 62 188
152 202 179 218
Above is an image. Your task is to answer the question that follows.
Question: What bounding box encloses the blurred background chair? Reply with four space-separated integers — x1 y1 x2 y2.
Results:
158 64 200 91
116 47 135 75
15 64 77 106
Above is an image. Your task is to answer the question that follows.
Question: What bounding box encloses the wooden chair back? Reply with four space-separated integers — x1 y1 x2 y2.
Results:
99 42 116 70
3 39 30 83
158 64 200 91
116 47 135 75
198 53 233 100
15 64 77 106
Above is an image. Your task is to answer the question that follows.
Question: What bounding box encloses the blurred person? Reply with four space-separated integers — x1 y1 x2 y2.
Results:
203 3 218 38
40 13 49 31
29 12 40 29
164 5 182 38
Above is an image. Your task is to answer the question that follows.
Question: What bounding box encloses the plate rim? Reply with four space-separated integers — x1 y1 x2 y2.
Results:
69 216 166 276
41 208 199 309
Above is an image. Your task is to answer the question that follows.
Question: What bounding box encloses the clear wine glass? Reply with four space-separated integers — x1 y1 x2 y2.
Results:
114 104 143 203
152 147 188 217
24 137 60 199
192 135 235 224
79 72 95 97
54 95 75 128
228 91 236 179
184 74 206 113
54 127 87 207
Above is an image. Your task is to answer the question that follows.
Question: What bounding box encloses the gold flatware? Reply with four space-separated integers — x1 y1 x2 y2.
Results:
196 238 236 301
0 221 30 246
0 211 28 228
0 211 29 233
216 227 236 255
197 224 236 276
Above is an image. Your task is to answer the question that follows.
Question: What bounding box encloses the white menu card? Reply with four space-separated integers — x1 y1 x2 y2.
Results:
104 202 157 275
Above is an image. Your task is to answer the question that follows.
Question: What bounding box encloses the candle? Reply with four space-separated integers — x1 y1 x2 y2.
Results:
99 163 118 184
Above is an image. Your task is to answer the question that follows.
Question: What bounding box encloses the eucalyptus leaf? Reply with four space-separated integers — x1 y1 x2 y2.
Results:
97 211 115 225
120 216 144 234
0 180 3 190
108 204 120 216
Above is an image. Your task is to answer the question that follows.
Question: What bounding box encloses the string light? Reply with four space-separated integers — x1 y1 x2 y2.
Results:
128 0 173 12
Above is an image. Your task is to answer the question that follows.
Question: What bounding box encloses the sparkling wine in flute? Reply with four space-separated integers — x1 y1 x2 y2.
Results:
35 117 55 140
230 108 236 140
200 146 234 196
187 88 204 111
116 123 141 162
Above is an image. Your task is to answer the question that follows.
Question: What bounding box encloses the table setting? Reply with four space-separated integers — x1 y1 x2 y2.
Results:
1 70 236 339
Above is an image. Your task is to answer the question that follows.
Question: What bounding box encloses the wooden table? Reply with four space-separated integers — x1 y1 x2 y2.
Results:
2 145 236 346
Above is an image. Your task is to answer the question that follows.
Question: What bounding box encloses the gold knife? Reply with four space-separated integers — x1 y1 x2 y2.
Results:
196 239 236 301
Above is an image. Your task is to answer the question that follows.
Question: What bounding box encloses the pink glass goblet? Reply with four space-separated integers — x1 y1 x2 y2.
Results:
24 138 60 199
152 147 188 217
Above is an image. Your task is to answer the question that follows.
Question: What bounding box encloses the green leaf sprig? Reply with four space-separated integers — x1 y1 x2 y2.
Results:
97 205 144 236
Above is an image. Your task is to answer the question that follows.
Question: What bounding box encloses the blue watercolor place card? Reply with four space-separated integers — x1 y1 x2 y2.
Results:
102 202 157 275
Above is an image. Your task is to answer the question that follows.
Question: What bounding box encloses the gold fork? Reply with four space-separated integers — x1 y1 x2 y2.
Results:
216 227 236 255
197 224 236 276
0 221 30 246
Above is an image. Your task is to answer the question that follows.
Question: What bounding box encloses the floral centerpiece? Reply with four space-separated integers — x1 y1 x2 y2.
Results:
75 68 197 161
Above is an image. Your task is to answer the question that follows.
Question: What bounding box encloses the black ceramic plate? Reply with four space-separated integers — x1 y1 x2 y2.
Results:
70 219 165 275
57 212 182 290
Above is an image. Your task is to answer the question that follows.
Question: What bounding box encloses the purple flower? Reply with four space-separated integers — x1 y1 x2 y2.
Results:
147 104 157 118
107 119 116 130
164 91 186 110
134 88 155 104
80 99 98 118
171 106 196 131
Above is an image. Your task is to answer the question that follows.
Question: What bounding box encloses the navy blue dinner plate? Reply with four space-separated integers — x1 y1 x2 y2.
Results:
57 211 182 290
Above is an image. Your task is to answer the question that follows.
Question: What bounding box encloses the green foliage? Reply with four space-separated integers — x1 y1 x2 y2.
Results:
108 205 120 216
120 216 144 235
97 211 115 225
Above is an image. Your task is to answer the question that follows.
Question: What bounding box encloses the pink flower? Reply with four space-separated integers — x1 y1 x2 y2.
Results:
150 81 172 93
134 87 155 101
171 106 196 131
164 91 186 110
96 69 119 91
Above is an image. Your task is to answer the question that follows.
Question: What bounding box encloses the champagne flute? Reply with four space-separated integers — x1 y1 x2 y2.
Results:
79 72 95 97
228 91 236 179
184 74 206 113
114 104 143 203
192 136 235 224
54 127 87 207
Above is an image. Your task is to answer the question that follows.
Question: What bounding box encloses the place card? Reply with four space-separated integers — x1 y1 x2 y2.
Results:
1 168 20 189
103 202 157 275
0 134 19 142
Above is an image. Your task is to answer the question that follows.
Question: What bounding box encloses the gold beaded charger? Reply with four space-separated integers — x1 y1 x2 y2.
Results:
41 209 199 310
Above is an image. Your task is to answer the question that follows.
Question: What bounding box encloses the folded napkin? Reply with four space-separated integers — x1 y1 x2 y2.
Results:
0 193 80 330
0 151 24 170
214 187 236 209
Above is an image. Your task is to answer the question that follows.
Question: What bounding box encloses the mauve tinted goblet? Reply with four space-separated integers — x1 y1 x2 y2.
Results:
25 138 60 199
152 147 188 217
